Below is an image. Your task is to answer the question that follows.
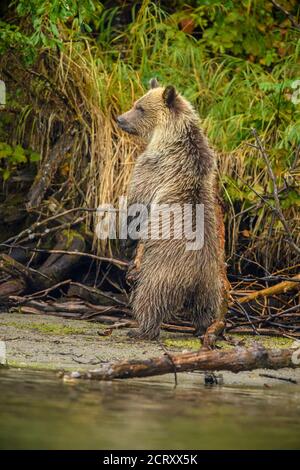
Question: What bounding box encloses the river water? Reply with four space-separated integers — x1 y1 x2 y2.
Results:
0 368 300 449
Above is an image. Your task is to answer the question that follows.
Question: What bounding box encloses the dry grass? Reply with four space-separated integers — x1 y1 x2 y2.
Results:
1 1 299 272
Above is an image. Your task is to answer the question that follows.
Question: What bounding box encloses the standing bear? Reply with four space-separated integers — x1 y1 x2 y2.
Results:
117 78 224 340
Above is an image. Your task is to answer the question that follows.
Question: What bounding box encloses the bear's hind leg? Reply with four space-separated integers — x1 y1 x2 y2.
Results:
191 285 222 338
192 310 214 337
128 304 162 340
129 285 165 340
128 269 178 340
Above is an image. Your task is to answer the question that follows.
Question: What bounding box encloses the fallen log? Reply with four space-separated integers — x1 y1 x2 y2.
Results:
0 254 52 295
235 274 300 304
64 344 300 381
0 278 27 298
67 282 128 306
9 296 130 317
0 229 85 299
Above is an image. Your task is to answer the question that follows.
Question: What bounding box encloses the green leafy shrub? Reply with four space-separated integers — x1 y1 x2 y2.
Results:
0 0 299 269
0 142 40 180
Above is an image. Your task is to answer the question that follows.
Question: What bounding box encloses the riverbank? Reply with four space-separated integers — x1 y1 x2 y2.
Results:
1 312 300 388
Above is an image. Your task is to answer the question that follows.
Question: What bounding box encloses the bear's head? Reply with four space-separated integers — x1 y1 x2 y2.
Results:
116 78 180 140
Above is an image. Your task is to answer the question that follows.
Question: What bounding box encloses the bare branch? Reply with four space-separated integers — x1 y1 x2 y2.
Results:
270 0 300 31
0 243 129 269
251 128 300 255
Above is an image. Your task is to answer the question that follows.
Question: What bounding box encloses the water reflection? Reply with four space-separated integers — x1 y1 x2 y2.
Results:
0 369 299 449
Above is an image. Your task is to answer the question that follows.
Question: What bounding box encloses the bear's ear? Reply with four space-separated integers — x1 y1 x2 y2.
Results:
163 85 177 108
149 77 159 89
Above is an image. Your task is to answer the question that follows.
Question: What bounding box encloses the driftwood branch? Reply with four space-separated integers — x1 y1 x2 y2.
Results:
234 273 300 304
64 344 300 381
200 274 300 346
9 296 130 318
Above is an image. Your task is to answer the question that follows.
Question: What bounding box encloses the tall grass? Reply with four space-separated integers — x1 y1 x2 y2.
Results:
3 0 300 272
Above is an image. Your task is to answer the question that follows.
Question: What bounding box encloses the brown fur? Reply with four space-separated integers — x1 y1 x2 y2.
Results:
117 81 224 339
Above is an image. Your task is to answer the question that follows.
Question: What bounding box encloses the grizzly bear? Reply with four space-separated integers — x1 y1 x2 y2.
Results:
117 78 224 340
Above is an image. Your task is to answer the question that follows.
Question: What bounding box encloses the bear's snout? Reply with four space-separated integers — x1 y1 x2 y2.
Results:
116 115 129 131
116 115 126 126
116 114 137 135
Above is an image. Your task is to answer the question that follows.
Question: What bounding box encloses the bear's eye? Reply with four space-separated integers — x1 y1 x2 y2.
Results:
136 105 144 113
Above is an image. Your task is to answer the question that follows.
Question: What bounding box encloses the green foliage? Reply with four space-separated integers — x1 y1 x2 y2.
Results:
0 0 299 265
191 0 293 65
0 142 40 181
14 0 100 44
0 20 35 62
0 0 101 63
1 0 299 158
